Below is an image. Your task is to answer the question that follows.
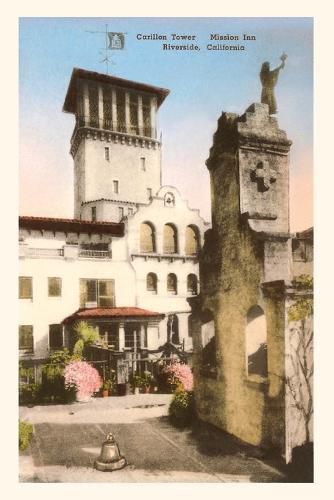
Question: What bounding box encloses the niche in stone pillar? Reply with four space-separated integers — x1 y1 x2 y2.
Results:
246 305 268 378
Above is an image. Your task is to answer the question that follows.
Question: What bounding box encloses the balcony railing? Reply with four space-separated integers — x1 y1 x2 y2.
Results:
74 115 156 140
26 248 64 257
79 249 112 259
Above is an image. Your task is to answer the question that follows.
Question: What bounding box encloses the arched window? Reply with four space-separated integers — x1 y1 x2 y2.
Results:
140 222 155 253
187 274 198 295
163 223 178 254
146 273 157 294
185 225 200 255
167 273 177 294
246 305 268 378
167 314 179 344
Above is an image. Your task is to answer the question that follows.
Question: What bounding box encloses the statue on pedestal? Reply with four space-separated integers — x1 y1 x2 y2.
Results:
260 53 287 114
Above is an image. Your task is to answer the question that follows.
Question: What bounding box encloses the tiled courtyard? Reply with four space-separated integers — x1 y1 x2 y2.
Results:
19 394 286 483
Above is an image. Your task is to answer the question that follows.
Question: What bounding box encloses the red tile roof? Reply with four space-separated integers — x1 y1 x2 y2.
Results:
62 307 165 324
19 216 124 236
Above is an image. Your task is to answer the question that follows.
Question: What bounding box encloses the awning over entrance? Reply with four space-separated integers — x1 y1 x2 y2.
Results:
62 307 165 324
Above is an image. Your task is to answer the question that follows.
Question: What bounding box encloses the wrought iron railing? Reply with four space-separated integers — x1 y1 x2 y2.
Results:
79 249 112 259
74 115 156 139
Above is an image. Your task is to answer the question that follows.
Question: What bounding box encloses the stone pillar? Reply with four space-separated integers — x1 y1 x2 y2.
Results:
98 84 103 129
179 229 186 256
125 92 130 134
138 95 144 136
140 324 145 348
63 244 79 260
119 323 125 351
83 82 90 126
112 89 117 132
150 96 157 139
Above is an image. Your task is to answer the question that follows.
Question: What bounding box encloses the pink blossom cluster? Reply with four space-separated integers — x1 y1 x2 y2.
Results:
162 362 193 391
64 361 102 399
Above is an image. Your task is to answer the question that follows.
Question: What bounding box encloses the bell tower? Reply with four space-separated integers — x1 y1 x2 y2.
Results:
63 68 169 221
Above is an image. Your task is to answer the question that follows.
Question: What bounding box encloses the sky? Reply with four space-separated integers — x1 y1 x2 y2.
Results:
19 17 313 231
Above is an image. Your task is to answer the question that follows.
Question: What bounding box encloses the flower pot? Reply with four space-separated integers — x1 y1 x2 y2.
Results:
76 393 92 403
134 387 140 395
144 386 150 394
102 390 109 398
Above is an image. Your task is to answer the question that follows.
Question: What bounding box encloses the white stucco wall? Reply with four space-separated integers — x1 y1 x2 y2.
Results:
74 137 161 218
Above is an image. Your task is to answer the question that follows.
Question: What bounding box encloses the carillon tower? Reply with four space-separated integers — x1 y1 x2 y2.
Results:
63 68 169 221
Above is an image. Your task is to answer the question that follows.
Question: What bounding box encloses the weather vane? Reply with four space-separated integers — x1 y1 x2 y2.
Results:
86 24 126 74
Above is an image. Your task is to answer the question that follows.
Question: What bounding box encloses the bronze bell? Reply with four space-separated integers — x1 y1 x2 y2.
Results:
95 432 126 471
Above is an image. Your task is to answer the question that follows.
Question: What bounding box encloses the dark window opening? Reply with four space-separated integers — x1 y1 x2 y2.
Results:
19 277 32 299
19 325 34 353
80 279 115 308
49 324 63 350
48 277 62 297
146 273 157 293
167 273 177 295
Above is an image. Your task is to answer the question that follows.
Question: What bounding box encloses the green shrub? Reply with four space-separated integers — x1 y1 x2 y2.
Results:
40 349 76 403
73 321 99 357
168 390 195 427
19 383 41 405
19 420 33 451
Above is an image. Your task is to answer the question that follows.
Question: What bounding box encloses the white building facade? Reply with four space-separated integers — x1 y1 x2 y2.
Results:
19 68 209 361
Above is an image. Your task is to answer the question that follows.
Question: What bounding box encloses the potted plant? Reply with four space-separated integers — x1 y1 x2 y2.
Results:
131 374 143 395
142 371 153 394
101 379 113 397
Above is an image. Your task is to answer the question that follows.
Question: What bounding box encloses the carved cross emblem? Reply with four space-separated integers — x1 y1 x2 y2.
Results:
251 161 276 192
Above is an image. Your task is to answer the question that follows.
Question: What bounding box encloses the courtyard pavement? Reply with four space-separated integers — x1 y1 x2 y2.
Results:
19 394 287 483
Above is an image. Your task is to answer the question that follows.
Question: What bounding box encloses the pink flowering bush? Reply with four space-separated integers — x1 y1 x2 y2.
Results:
161 362 193 392
64 361 101 400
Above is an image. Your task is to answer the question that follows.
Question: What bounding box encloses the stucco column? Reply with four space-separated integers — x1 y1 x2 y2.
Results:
83 82 90 126
150 96 157 139
119 322 125 351
156 230 163 254
138 95 144 136
178 229 186 256
140 324 146 348
98 84 103 129
125 92 130 133
112 89 117 131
